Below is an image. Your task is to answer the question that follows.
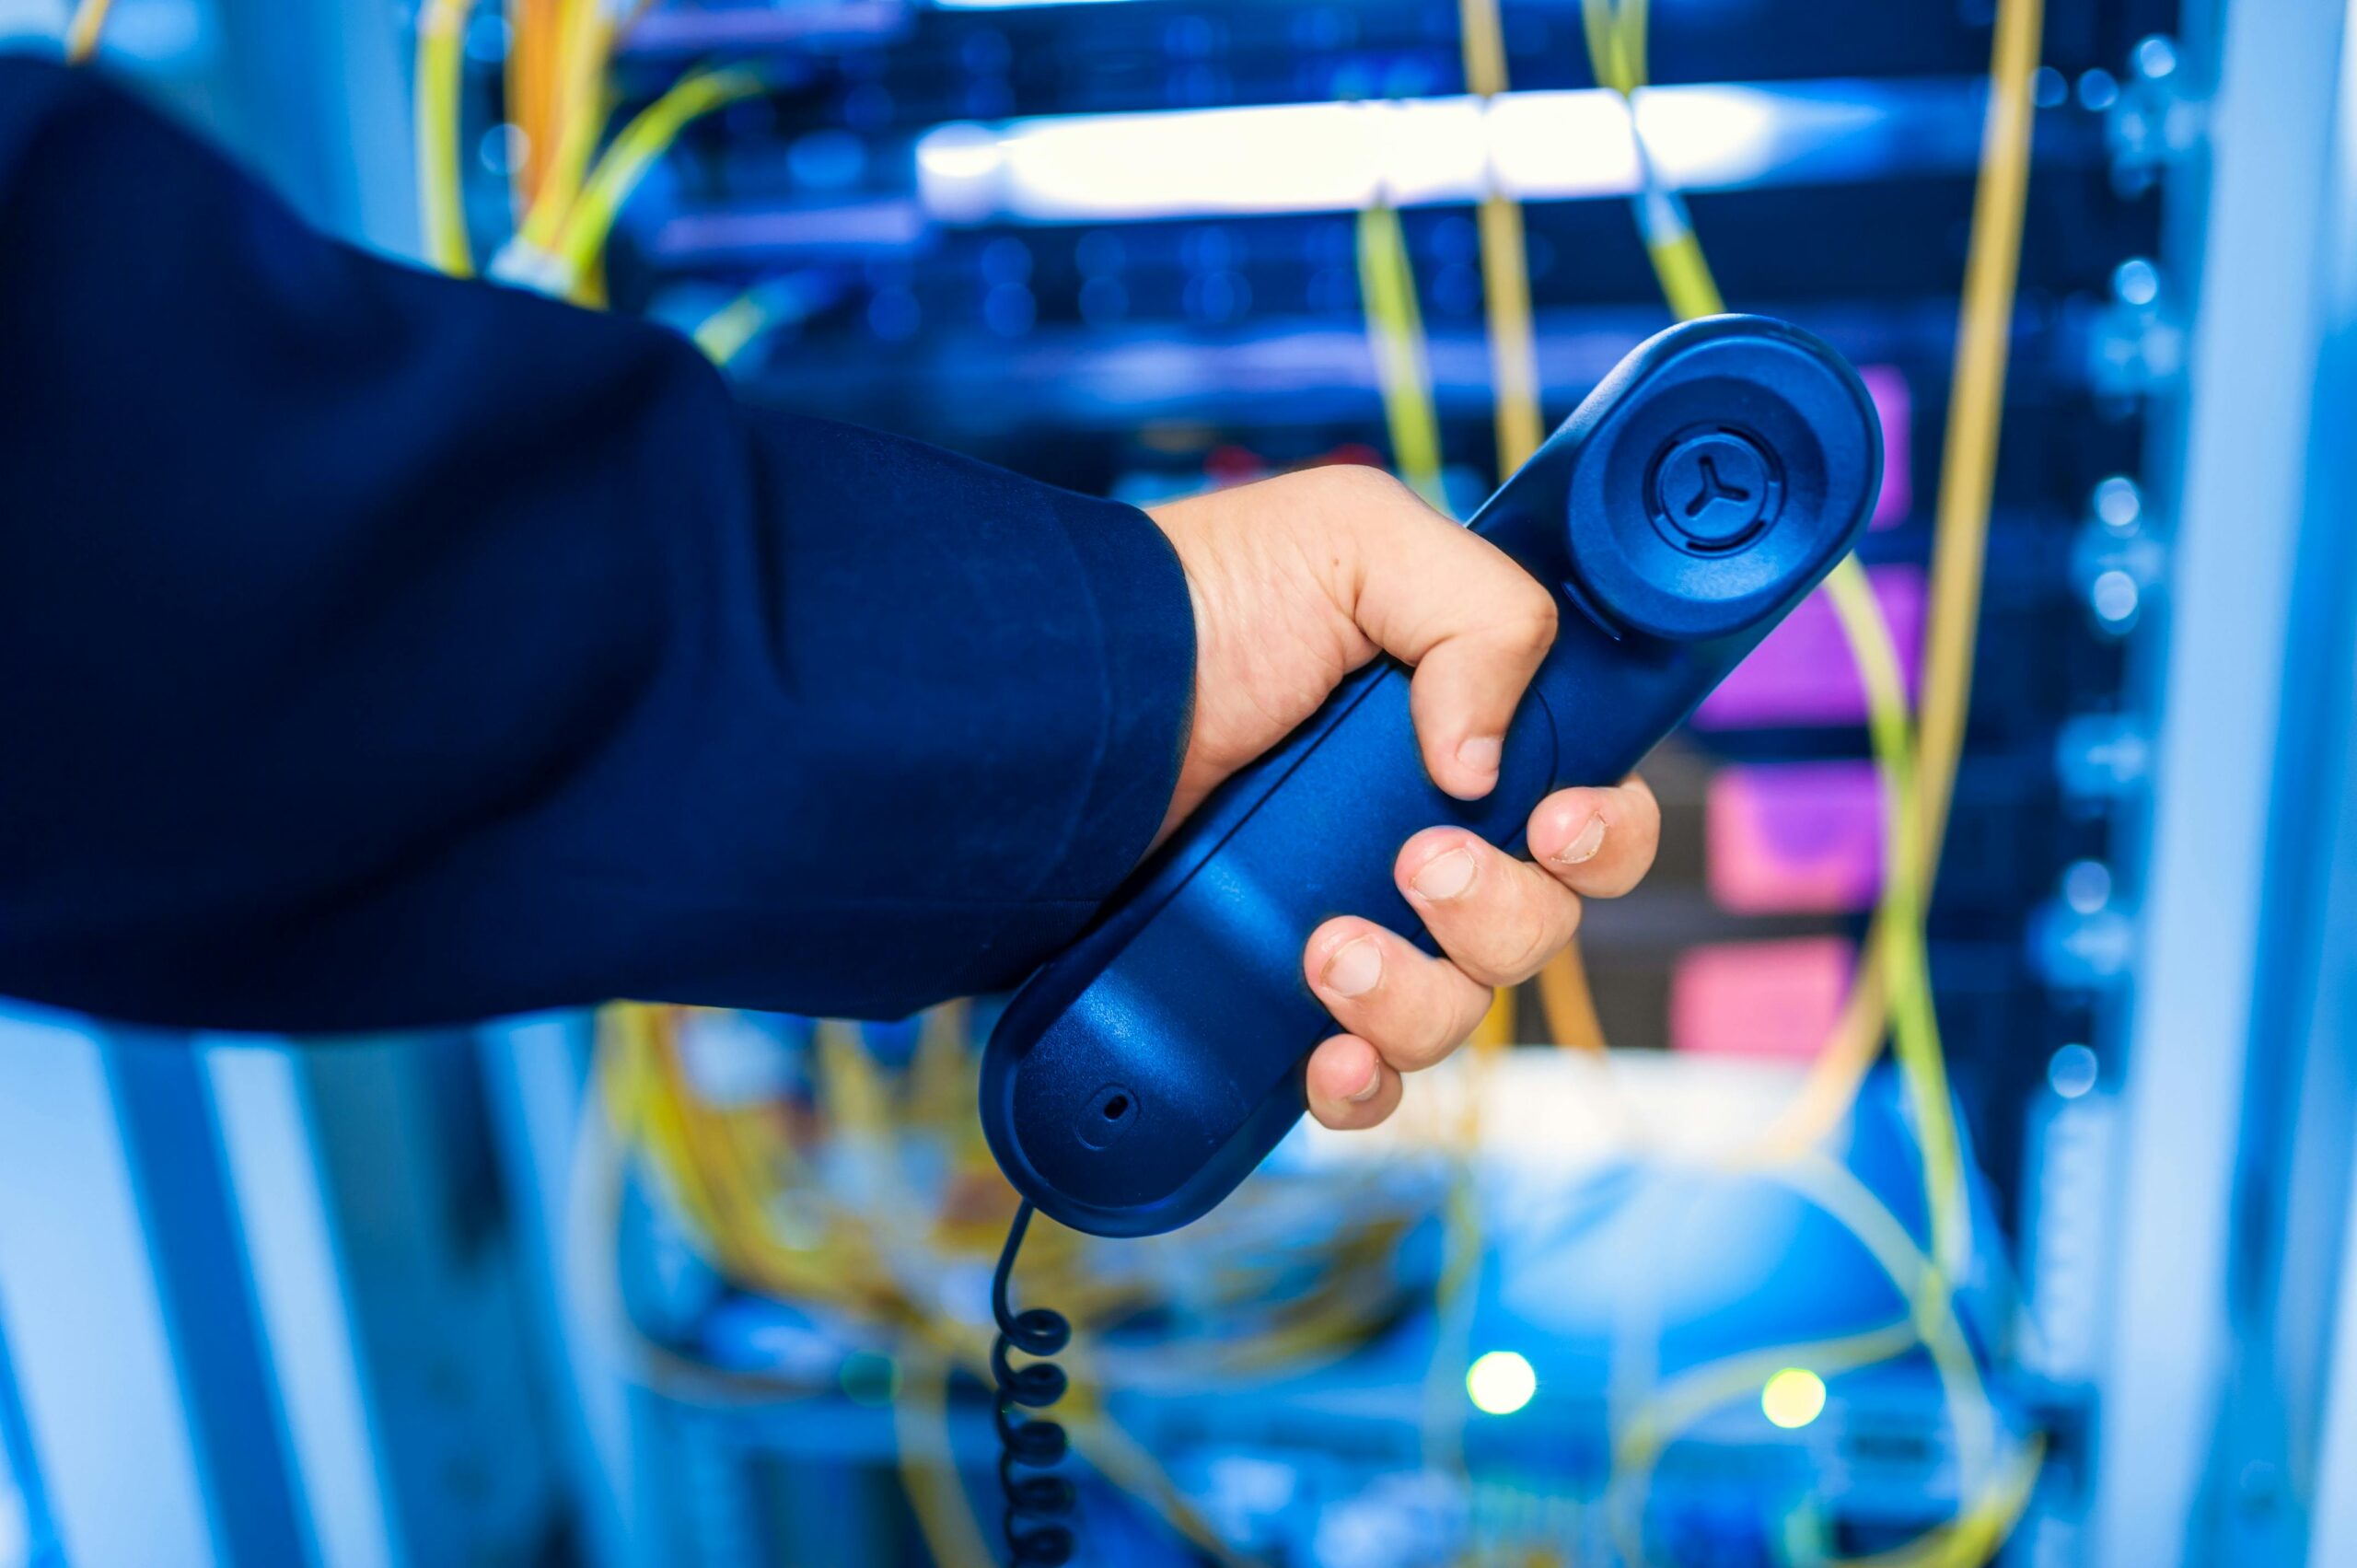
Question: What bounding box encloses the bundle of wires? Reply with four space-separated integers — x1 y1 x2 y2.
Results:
413 0 759 302
605 1003 1439 1568
1356 0 2052 1554
1566 0 2050 1560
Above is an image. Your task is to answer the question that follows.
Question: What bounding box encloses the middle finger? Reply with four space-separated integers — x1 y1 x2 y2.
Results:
1395 827 1585 987
1304 917 1494 1073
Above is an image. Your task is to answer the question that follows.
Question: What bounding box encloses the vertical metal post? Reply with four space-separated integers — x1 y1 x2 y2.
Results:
477 1014 642 1568
2096 0 2353 1563
0 1012 309 1568
2193 3 2357 1561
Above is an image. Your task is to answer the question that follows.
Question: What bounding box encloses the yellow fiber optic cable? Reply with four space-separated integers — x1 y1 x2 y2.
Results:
1749 0 2044 1161
691 286 782 367
1825 557 1968 1274
1915 0 2043 868
505 0 557 213
892 1353 995 1568
1355 199 1447 509
1457 0 1614 1054
518 0 624 253
1456 0 1546 477
624 1012 1302 1568
1608 1156 2029 1568
1584 0 2030 1558
1580 0 1646 95
1608 1316 1922 1512
416 0 477 277
1534 948 1608 1054
63 0 114 64
550 67 761 297
1772 1155 1993 1492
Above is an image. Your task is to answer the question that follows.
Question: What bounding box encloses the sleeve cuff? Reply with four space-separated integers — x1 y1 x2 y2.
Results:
1033 483 1197 900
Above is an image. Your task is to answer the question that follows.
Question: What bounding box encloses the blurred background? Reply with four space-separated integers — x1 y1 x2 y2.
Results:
2 0 2352 1564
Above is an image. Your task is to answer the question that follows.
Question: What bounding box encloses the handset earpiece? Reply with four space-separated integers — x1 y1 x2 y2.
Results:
981 315 1883 1238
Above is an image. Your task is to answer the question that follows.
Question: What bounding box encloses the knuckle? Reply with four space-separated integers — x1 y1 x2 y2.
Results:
1475 921 1553 987
1390 1029 1457 1074
1514 575 1559 630
1490 575 1558 657
1383 997 1464 1071
1471 896 1581 985
1321 463 1413 509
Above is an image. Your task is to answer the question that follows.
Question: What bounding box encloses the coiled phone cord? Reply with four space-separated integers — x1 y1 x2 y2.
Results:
992 1201 1076 1565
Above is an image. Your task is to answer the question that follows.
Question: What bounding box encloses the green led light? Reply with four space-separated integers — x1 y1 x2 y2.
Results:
840 1350 900 1408
1761 1367 1828 1430
1466 1350 1538 1415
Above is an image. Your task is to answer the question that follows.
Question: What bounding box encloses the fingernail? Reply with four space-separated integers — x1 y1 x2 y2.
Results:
1413 847 1478 902
1457 735 1502 778
1321 937 1383 998
1555 814 1607 865
1347 1066 1385 1102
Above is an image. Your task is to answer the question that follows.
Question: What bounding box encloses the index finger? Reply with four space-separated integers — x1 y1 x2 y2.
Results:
1314 470 1560 801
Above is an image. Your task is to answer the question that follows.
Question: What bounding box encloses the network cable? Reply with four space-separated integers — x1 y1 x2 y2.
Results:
459 0 737 305
63 0 113 64
1454 0 1618 1063
416 0 476 277
1575 0 2047 1557
549 67 761 289
1354 193 1446 510
1456 0 1544 478
614 1003 1317 1568
1749 0 2045 1164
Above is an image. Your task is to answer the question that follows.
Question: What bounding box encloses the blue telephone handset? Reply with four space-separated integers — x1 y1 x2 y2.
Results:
981 315 1883 1238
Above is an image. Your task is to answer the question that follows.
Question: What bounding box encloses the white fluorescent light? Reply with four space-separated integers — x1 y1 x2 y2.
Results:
919 82 1921 224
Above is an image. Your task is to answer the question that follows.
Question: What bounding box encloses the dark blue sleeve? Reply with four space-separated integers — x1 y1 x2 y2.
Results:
0 57 1193 1032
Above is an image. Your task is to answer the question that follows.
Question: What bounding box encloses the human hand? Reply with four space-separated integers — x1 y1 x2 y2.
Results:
1145 466 1662 1130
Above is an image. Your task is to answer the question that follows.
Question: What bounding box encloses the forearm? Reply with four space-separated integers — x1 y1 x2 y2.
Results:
0 58 1191 1030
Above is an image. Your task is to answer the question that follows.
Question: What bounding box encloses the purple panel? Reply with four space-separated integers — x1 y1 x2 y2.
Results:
1690 563 1925 730
1861 363 1912 530
1706 761 1884 914
1669 936 1854 1061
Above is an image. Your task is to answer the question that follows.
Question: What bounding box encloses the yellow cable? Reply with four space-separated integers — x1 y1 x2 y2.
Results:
1643 229 1724 320
505 0 556 214
1584 1 2028 1559
1459 0 1611 1053
1609 1317 1921 1511
551 67 761 296
1825 558 1968 1273
1917 0 2042 867
63 0 114 64
1747 0 2042 1161
623 1010 1301 1568
518 0 622 252
891 1351 995 1568
1355 201 1447 508
1457 0 1545 477
1774 1156 1992 1488
1421 1160 1485 1475
416 0 478 278
691 287 780 367
1608 1156 2028 1568
1534 947 1608 1053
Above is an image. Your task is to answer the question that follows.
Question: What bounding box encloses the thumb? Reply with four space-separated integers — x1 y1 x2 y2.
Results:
1324 470 1559 799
